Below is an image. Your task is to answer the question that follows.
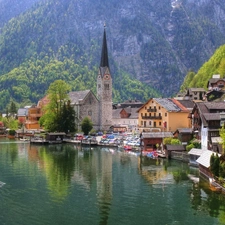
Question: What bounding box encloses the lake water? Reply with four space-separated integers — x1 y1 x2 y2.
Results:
0 139 225 225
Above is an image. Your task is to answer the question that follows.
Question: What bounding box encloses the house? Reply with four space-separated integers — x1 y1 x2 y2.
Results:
17 107 29 125
173 128 193 144
207 74 225 90
137 98 191 132
185 88 206 101
188 148 205 167
165 144 186 160
196 150 221 179
191 101 225 152
112 100 142 132
206 74 225 101
25 105 42 130
141 131 173 150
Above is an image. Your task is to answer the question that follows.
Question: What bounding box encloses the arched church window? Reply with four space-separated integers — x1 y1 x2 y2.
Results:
104 84 109 90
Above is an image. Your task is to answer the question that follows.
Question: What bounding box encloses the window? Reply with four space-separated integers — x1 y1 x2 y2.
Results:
104 84 109 90
165 113 167 117
159 122 161 126
149 121 151 125
89 96 92 104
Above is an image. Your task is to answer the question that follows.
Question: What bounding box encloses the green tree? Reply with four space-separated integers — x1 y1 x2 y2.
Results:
163 137 173 145
9 101 17 117
210 153 220 177
81 117 93 135
41 80 71 132
171 138 181 145
219 126 225 154
60 100 76 134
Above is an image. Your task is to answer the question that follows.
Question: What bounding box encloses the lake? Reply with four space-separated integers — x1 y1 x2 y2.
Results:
0 139 225 225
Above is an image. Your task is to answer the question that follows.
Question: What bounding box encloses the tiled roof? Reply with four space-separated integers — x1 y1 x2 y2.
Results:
142 132 173 138
177 100 194 109
129 108 139 119
176 128 193 133
188 88 206 92
204 102 225 110
17 108 28 116
112 108 122 119
196 150 220 168
154 98 181 112
69 90 91 104
203 113 221 121
188 148 204 156
171 99 188 111
166 145 185 151
112 107 138 119
208 78 225 85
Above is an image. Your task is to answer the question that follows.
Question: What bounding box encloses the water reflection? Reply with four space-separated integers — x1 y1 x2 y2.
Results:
1 140 225 225
189 177 225 224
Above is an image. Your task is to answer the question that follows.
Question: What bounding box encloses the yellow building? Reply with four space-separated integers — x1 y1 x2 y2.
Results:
137 98 191 132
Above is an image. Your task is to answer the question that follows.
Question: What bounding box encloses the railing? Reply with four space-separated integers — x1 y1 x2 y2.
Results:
142 115 162 120
147 109 157 112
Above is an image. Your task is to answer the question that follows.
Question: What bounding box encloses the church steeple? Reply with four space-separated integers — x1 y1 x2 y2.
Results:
97 24 112 131
100 25 109 68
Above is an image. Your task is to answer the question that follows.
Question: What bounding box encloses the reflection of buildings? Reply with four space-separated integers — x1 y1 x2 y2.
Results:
138 158 172 186
95 151 112 225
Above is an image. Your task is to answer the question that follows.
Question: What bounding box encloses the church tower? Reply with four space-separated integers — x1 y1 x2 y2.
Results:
97 26 112 131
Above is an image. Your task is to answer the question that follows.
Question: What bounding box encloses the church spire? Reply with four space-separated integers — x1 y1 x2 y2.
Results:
100 24 109 68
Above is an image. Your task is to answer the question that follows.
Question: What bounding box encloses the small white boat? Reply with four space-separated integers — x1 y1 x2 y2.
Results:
0 181 5 187
20 138 29 142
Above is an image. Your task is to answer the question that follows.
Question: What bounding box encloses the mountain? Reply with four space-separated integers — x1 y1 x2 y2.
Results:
0 0 225 110
0 0 40 29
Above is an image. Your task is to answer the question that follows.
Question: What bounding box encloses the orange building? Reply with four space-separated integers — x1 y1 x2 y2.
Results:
17 96 50 130
137 98 191 132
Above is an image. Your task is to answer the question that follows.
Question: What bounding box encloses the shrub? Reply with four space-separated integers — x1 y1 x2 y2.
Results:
8 129 16 136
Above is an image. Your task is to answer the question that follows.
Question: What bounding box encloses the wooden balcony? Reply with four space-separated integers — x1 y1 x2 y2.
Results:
142 115 162 120
147 108 157 112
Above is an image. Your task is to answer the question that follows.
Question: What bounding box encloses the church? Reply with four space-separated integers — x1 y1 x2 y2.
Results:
69 27 113 132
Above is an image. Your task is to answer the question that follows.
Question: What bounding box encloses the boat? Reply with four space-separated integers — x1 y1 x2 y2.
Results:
20 138 30 142
124 145 132 150
0 181 5 188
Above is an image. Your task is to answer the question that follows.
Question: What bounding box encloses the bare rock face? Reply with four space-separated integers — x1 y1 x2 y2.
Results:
0 0 225 97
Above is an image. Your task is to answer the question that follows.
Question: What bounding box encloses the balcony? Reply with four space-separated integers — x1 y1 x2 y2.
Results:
147 108 157 112
142 115 162 120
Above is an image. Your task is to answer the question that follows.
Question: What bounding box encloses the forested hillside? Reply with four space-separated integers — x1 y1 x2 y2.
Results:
180 44 225 92
0 0 225 111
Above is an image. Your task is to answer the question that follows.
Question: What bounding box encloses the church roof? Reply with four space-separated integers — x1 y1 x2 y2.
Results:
69 90 91 104
100 27 109 68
